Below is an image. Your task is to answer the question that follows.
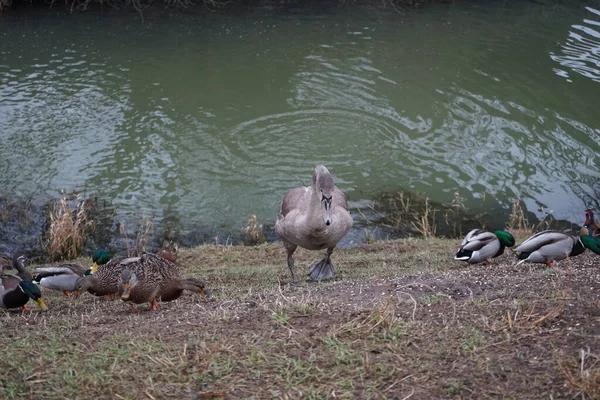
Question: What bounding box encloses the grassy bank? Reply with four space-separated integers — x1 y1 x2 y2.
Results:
1 236 599 399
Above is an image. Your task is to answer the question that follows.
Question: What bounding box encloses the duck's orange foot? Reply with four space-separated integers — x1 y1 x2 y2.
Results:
545 260 556 267
128 303 141 312
103 294 116 300
61 291 71 297
22 305 31 311
146 297 160 311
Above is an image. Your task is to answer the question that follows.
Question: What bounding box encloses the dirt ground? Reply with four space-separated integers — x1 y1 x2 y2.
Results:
1 238 599 399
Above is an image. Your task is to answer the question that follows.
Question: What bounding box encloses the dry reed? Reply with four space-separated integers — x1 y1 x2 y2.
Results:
46 197 94 261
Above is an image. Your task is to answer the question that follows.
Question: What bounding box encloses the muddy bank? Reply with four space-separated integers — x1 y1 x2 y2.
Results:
0 188 582 262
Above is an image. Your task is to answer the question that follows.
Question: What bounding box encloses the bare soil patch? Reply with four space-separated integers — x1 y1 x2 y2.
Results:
1 239 599 399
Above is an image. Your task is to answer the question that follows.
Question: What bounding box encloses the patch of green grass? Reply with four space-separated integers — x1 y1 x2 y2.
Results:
0 238 595 399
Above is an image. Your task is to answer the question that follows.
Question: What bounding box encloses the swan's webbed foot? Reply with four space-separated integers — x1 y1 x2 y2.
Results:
308 247 335 281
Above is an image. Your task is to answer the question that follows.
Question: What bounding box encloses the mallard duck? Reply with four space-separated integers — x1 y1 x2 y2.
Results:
584 209 600 237
1 255 47 311
514 228 600 266
274 165 353 282
75 250 140 297
120 252 207 311
580 227 600 254
455 229 516 264
0 254 11 274
33 264 91 296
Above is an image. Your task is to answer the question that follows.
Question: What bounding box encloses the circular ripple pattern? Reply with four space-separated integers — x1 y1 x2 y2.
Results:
0 1 598 247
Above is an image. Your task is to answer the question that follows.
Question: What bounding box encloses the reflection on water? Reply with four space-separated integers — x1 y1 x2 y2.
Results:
0 0 599 248
551 6 600 83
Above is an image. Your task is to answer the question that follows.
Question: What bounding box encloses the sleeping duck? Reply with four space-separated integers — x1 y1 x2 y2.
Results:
455 229 515 264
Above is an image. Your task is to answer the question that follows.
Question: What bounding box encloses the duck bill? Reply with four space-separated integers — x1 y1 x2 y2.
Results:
322 201 332 226
36 298 48 310
91 262 99 273
121 286 130 300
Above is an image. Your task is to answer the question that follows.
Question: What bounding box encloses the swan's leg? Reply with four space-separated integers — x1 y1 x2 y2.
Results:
284 241 298 283
308 247 335 281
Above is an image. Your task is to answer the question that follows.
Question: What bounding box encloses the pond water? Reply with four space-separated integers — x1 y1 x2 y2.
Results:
0 0 599 248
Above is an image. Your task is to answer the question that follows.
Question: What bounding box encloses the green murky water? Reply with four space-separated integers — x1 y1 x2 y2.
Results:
1 1 599 246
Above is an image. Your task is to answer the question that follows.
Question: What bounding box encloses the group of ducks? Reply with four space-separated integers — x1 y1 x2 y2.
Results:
0 247 208 312
0 164 347 312
455 209 600 266
1 165 599 312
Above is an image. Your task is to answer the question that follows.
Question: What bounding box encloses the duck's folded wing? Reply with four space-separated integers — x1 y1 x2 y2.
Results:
461 231 496 251
515 231 567 253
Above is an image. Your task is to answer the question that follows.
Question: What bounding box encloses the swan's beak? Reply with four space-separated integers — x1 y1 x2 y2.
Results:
322 198 332 226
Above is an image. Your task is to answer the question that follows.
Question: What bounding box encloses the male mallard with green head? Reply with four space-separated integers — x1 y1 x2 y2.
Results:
514 227 600 266
455 229 516 264
1 255 48 311
120 252 207 311
275 165 353 282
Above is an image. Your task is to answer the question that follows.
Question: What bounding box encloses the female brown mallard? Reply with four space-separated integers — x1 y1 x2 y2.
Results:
33 264 91 296
0 254 11 274
1 255 47 311
74 250 140 297
274 165 353 282
120 252 207 311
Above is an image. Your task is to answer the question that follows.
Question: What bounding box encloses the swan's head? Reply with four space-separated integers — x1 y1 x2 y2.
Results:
313 165 334 226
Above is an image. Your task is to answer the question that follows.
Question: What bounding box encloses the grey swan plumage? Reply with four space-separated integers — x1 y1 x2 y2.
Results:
275 165 353 282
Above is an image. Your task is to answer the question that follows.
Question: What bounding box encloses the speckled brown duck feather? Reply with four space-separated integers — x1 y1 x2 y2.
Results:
75 256 140 297
121 252 206 311
0 254 11 274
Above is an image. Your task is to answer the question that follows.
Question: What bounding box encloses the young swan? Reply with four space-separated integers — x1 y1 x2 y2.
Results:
275 165 353 282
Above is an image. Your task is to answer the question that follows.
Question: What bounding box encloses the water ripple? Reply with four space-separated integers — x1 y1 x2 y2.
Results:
551 7 600 83
0 1 599 244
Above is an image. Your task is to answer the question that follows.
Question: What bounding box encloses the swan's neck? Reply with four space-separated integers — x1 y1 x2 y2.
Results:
307 187 324 227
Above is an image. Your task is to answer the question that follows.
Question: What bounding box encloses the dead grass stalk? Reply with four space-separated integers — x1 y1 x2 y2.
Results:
46 197 94 260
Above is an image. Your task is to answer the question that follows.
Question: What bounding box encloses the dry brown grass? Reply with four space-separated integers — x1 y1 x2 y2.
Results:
361 190 492 239
45 197 94 261
506 200 556 240
2 238 599 399
558 348 600 399
241 214 266 246
119 218 154 257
